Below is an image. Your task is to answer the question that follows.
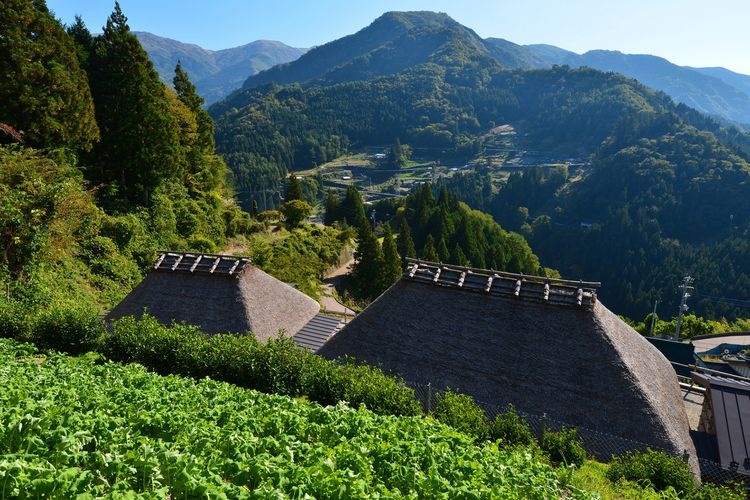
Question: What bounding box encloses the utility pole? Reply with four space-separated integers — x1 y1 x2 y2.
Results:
650 300 658 337
674 276 694 339
371 209 376 231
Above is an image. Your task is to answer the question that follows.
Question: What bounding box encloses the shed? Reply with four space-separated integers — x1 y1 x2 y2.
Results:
692 372 750 474
106 251 323 342
318 259 697 472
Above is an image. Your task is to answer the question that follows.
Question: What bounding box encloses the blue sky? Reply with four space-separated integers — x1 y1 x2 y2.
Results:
47 0 750 75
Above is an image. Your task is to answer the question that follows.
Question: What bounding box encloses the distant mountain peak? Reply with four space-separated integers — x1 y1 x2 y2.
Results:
240 10 495 90
135 32 306 105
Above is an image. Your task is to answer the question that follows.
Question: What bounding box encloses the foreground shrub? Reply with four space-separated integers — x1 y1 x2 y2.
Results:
489 404 536 447
0 300 32 340
540 427 586 467
606 449 695 494
32 304 105 355
433 389 489 440
687 481 746 500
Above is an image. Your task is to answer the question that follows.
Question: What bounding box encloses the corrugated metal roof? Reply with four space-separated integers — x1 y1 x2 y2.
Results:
403 259 599 309
692 334 750 353
293 314 343 352
153 251 250 277
693 372 750 473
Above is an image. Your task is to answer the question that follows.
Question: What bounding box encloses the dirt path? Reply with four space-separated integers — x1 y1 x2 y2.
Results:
320 257 356 316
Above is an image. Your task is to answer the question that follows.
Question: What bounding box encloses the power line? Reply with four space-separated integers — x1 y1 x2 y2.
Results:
693 293 750 310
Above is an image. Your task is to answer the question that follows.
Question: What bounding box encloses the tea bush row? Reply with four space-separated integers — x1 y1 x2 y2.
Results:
0 301 420 417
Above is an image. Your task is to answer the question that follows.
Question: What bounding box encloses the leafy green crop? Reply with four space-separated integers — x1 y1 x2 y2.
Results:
0 338 593 498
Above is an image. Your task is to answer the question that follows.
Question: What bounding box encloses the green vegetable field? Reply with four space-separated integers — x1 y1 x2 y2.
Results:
0 339 591 498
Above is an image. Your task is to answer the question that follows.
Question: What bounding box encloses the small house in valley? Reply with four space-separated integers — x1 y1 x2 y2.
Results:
107 251 341 349
318 259 698 472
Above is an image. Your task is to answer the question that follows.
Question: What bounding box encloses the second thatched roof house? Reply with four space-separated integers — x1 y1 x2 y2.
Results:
107 251 341 348
318 259 697 471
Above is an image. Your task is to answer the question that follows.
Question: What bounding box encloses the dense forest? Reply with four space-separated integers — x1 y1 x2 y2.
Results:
436 116 750 319
322 182 546 300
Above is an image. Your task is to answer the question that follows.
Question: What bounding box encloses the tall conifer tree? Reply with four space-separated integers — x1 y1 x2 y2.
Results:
380 223 402 291
451 244 470 267
352 221 383 298
173 62 214 153
0 0 98 150
340 185 367 228
66 16 94 71
171 63 227 194
437 237 450 263
352 222 383 298
422 234 440 262
396 216 416 263
324 190 340 225
87 2 181 205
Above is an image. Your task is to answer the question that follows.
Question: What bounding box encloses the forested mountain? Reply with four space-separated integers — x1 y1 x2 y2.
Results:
691 66 750 99
135 32 306 104
211 11 750 320
438 124 750 320
481 40 750 127
240 11 499 89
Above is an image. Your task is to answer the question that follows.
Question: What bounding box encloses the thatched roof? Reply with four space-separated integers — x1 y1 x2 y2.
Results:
107 252 320 341
319 260 697 469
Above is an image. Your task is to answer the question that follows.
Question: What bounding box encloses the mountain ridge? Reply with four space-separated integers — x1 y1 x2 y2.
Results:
536 48 750 126
232 12 750 127
134 31 306 105
135 12 750 125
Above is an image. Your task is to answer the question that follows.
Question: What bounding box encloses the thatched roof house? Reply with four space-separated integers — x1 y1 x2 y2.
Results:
107 251 324 342
319 259 697 467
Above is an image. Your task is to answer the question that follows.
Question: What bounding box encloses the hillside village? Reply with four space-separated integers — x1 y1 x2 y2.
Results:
2 1 750 497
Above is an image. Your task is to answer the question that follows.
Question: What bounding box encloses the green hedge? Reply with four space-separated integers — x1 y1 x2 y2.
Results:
32 305 106 355
0 301 420 417
101 315 422 417
0 301 32 340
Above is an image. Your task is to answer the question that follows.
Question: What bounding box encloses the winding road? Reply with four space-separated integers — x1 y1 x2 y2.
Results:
319 256 356 317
